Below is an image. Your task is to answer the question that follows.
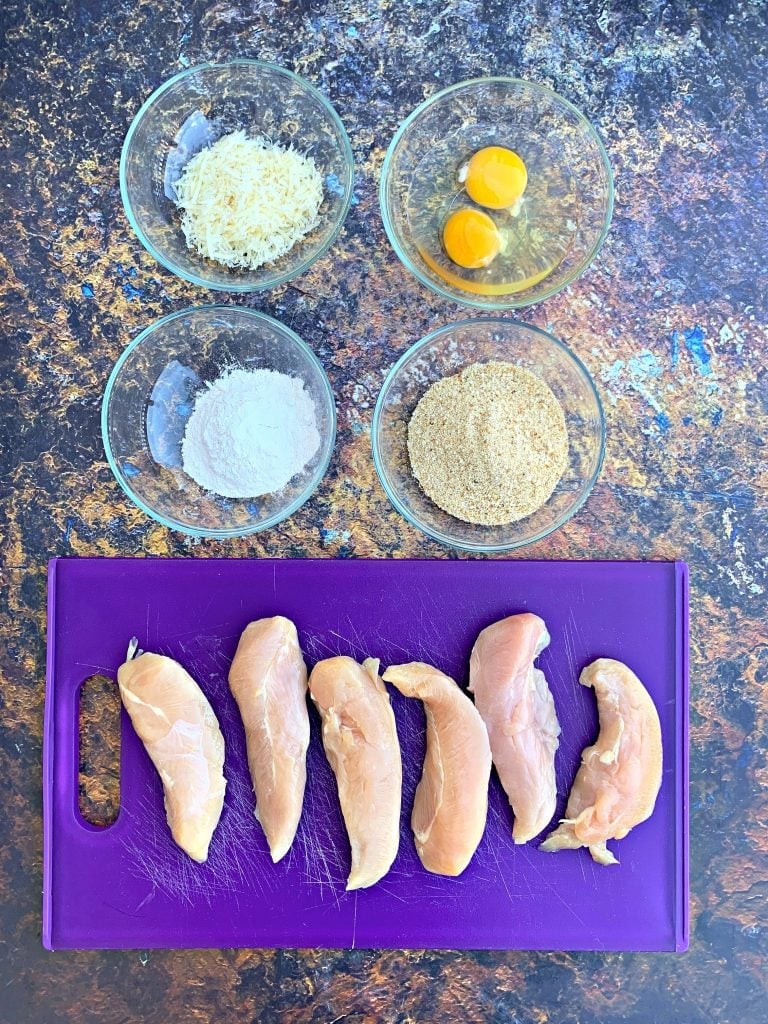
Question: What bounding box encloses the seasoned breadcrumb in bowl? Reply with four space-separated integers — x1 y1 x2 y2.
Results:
120 61 354 291
372 319 605 551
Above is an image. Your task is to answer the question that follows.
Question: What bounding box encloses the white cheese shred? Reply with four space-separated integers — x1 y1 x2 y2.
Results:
173 130 324 270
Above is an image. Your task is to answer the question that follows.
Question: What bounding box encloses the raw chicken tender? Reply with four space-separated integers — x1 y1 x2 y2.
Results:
228 617 310 862
469 613 561 843
308 656 402 890
541 658 663 865
383 662 491 876
117 639 226 863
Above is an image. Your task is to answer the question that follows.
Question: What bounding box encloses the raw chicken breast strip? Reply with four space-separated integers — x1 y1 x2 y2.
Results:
469 613 561 844
308 656 402 890
541 658 663 865
383 662 491 876
117 638 226 863
228 617 310 863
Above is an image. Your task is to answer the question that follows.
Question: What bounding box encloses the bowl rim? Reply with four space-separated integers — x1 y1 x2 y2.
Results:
119 59 355 293
379 76 615 310
371 316 606 551
101 304 337 538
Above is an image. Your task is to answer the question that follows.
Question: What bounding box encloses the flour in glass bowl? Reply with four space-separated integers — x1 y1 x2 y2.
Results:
181 367 321 498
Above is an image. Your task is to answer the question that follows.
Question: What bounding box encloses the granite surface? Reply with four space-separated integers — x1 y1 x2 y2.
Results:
1 0 767 1021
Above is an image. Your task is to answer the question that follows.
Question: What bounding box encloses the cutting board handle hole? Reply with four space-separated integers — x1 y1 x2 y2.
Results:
78 674 121 828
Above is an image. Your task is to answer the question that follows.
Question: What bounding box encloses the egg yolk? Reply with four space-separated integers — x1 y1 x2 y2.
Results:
442 208 502 269
461 146 528 210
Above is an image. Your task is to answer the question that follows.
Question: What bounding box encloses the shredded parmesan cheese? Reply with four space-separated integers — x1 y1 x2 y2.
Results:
173 131 324 270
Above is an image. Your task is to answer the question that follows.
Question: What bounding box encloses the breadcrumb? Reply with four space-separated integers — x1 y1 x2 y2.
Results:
407 362 569 526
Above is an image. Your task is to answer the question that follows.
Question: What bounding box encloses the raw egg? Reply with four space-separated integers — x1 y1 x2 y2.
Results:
442 208 502 269
460 146 528 210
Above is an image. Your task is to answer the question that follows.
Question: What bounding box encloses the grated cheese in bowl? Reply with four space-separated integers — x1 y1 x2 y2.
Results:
173 130 324 270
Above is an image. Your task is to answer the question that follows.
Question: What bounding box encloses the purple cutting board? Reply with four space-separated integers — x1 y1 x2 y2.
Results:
43 558 689 952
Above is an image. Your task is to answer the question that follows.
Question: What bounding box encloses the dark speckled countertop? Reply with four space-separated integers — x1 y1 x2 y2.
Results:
1 1 767 1021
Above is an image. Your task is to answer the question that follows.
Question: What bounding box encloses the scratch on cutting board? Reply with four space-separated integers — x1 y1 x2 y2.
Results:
479 797 537 899
117 758 282 906
198 594 215 622
74 660 114 675
351 891 358 948
577 848 588 888
372 882 408 904
379 634 416 660
517 846 600 939
490 842 516 905
133 888 157 913
296 750 347 901
328 625 367 659
303 633 338 660
560 613 579 689
301 844 343 907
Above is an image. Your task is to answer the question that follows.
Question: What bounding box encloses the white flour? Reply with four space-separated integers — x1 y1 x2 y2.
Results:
181 367 321 498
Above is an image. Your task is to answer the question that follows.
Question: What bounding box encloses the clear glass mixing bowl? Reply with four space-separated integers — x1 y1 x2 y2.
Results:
102 306 336 537
380 78 614 309
372 318 605 551
120 61 354 291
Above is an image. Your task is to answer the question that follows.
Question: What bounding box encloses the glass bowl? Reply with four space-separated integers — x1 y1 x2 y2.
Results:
102 306 336 537
120 61 354 291
372 319 605 551
380 78 614 310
